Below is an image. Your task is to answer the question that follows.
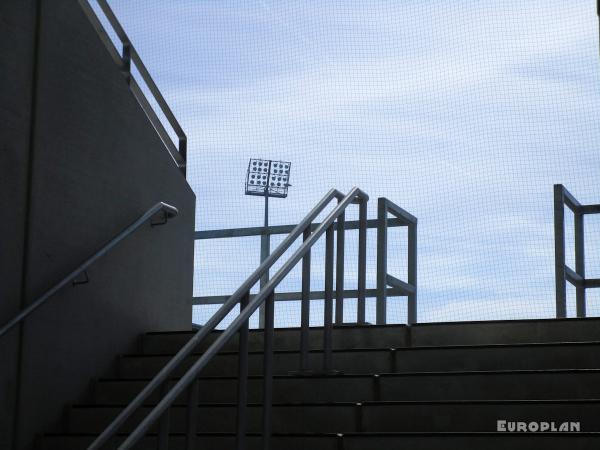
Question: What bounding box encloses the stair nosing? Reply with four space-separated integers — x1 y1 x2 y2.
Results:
145 323 408 336
39 431 600 437
70 398 600 409
145 316 600 337
128 340 600 358
97 367 600 382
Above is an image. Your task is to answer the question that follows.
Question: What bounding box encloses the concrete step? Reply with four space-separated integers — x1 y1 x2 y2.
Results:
141 325 409 354
410 317 600 346
93 369 600 404
118 342 600 378
141 317 600 355
37 432 600 450
67 400 600 434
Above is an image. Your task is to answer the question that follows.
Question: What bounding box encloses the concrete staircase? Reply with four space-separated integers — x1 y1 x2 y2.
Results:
39 317 600 449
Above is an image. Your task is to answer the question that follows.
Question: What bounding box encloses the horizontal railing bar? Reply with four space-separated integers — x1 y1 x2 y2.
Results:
560 185 582 213
87 189 346 450
195 217 406 240
193 287 403 305
581 204 600 215
565 266 585 288
586 278 600 288
380 198 418 225
386 274 416 295
115 187 368 449
0 203 178 339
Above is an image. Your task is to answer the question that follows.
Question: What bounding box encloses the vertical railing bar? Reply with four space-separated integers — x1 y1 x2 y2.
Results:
262 291 275 450
554 185 567 318
575 212 586 318
335 212 346 325
179 137 188 172
185 380 199 450
324 225 335 372
236 292 250 450
376 198 388 325
357 200 368 325
407 222 417 325
300 229 312 372
158 382 171 450
122 43 131 84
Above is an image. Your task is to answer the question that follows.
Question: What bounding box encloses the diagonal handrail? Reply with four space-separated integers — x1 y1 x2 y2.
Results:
117 188 368 449
87 188 356 450
0 202 178 339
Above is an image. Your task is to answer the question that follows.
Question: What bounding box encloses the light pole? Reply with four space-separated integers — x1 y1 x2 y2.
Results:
245 158 292 326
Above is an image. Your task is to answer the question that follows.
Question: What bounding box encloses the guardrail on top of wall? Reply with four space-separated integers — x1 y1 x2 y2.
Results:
79 0 187 176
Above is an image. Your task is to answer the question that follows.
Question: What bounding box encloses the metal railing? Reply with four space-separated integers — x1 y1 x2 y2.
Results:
78 0 187 175
88 187 417 450
377 197 418 325
0 202 178 339
195 197 418 327
554 184 600 318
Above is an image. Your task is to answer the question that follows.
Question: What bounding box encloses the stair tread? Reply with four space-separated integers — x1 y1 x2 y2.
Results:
40 431 600 436
145 316 600 336
145 323 407 336
99 367 600 381
126 340 600 357
70 398 600 408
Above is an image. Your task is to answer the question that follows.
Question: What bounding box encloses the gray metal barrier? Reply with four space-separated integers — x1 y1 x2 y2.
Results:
79 0 187 175
195 196 418 326
554 184 600 318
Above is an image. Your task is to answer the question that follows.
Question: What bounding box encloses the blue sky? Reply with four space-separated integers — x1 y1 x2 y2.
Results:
103 1 600 326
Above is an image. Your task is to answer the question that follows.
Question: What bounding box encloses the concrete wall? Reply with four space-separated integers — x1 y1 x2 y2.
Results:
0 1 39 449
0 1 196 449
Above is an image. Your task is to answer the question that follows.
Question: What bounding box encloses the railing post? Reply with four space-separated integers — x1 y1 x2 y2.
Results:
554 185 567 318
178 137 187 177
262 292 275 450
335 212 346 325
376 198 388 325
300 228 311 373
575 212 586 318
323 225 335 372
185 380 199 450
179 136 188 163
407 222 417 325
357 199 368 324
236 292 250 450
122 42 131 85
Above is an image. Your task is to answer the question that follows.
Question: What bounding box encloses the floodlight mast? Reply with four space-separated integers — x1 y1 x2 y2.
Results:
260 160 272 295
245 158 292 326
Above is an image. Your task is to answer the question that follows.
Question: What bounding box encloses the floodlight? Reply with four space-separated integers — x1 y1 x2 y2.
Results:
245 158 291 198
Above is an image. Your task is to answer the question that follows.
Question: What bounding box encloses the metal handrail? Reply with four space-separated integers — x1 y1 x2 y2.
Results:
87 187 369 450
78 0 187 175
554 184 600 318
194 216 407 316
0 202 178 339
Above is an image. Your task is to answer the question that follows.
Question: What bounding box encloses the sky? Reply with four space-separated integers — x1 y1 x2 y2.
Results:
100 1 600 326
